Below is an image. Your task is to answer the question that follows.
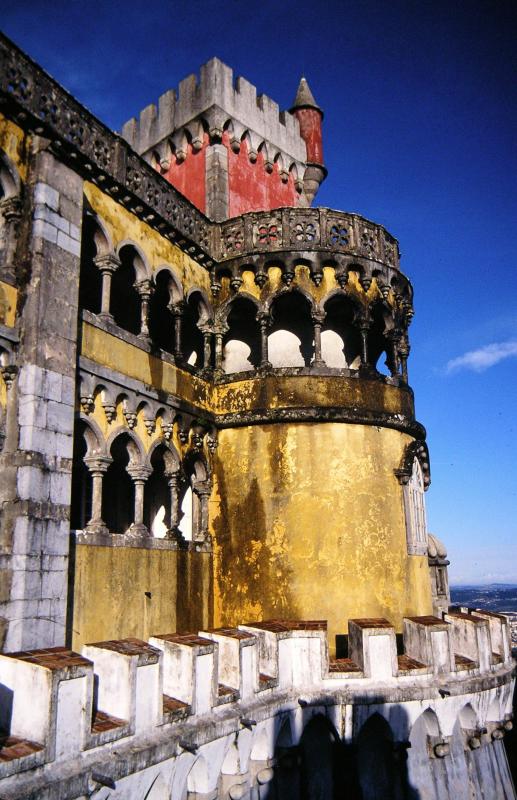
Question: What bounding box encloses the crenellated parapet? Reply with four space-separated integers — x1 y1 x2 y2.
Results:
0 612 513 798
121 59 326 217
122 58 307 170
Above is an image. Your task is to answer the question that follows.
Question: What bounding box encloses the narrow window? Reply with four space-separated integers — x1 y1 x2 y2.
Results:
403 458 428 555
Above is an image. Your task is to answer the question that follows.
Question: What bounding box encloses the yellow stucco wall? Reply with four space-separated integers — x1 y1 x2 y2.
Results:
211 422 432 652
72 543 212 650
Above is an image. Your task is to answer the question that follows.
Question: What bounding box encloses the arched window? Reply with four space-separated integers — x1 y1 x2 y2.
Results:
369 302 393 376
78 212 106 315
181 291 211 368
322 293 361 368
222 296 260 374
110 245 142 334
70 422 92 530
179 456 210 542
103 434 137 534
148 269 182 354
268 291 313 368
143 443 180 538
143 445 170 538
404 458 428 555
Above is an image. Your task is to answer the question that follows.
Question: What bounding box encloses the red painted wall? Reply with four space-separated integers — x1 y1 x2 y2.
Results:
225 134 298 218
160 131 301 217
292 108 323 165
160 133 208 214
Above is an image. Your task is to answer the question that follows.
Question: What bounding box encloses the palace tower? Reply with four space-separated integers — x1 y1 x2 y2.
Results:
0 35 514 800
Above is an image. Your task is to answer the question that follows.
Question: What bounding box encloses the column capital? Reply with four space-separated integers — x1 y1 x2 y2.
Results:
84 455 112 474
212 321 229 336
356 310 373 331
0 196 22 222
256 310 272 327
193 479 212 498
311 310 326 325
93 253 121 273
126 464 152 482
1 364 18 390
398 334 411 358
164 468 183 483
168 300 186 316
134 278 154 299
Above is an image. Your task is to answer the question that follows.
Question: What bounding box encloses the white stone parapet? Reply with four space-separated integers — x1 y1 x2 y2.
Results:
0 612 514 799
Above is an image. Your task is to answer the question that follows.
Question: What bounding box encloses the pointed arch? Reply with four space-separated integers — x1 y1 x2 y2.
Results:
321 290 362 369
105 426 145 465
182 288 213 368
220 293 261 374
110 242 147 334
79 206 112 314
268 288 315 367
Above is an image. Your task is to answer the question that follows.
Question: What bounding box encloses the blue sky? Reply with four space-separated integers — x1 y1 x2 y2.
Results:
3 0 516 583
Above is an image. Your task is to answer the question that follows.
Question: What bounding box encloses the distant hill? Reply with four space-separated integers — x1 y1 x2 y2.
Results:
450 584 517 613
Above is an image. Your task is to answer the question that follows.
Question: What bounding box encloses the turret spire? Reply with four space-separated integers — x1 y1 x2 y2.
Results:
290 76 322 115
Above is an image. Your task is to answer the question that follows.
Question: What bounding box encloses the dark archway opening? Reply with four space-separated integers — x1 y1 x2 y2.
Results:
110 246 141 334
78 214 103 314
149 271 175 354
144 445 172 537
103 435 135 533
322 294 361 369
368 303 392 375
70 423 92 530
182 293 206 368
269 291 313 367
223 296 260 373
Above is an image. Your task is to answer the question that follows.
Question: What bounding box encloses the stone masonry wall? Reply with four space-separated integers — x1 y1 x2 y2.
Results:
0 142 83 651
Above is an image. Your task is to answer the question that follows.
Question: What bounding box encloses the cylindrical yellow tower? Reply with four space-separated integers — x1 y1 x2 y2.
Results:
207 207 433 650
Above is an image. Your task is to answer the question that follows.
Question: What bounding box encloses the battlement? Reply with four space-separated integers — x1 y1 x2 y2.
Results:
0 610 512 791
121 59 326 218
122 58 307 167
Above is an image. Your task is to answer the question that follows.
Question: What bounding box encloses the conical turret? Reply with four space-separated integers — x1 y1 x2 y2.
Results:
290 76 323 114
290 76 326 206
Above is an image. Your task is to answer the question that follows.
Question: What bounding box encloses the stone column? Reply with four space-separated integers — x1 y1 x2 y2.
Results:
213 322 228 376
200 325 213 372
165 469 183 540
170 300 185 362
0 196 21 282
398 334 410 384
83 455 112 536
193 480 212 543
386 330 401 378
357 313 372 368
134 279 153 340
94 253 120 320
257 312 272 370
126 465 152 537
311 311 326 368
